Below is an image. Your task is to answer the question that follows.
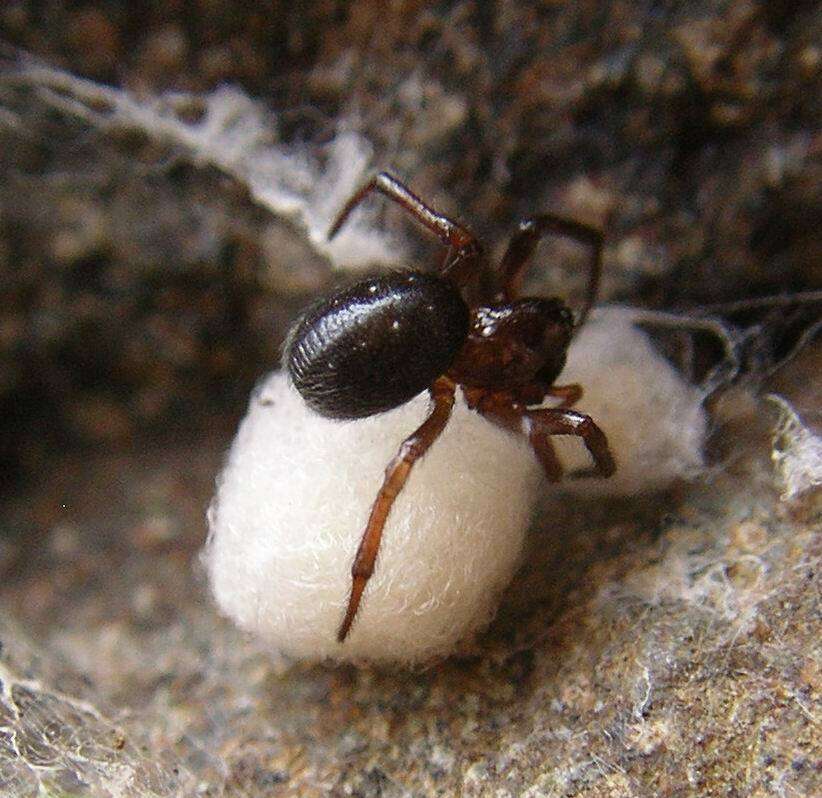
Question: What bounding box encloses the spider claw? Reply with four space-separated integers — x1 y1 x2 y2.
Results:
337 575 366 642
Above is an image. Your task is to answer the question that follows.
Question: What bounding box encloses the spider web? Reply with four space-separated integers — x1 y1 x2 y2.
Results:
0 618 191 797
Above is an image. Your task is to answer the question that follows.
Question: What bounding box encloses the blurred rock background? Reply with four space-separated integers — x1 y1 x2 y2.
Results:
0 2 819 797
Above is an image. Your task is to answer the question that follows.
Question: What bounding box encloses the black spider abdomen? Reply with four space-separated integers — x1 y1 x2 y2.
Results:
285 271 469 419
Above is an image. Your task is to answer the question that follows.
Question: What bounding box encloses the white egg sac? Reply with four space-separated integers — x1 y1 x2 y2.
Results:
205 371 543 664
554 308 708 496
204 308 707 664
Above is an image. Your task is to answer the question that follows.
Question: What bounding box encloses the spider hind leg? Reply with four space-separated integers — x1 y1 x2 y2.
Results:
337 377 456 642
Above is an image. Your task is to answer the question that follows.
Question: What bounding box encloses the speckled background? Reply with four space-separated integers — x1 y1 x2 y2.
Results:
0 2 819 796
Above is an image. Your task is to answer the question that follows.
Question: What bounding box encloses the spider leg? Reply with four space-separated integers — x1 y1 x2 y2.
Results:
525 407 616 479
475 392 614 482
545 383 583 407
328 171 474 249
327 172 483 287
517 382 583 408
337 377 456 642
475 396 565 482
498 215 603 327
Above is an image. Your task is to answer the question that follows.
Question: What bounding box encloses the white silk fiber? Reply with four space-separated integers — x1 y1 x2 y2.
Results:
206 374 542 664
557 307 708 496
204 308 707 664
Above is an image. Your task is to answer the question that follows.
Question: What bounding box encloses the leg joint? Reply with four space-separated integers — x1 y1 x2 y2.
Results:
351 560 373 579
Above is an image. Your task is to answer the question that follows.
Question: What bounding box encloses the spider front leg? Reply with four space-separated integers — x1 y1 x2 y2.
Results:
337 377 456 642
499 214 603 327
517 382 583 408
545 383 583 407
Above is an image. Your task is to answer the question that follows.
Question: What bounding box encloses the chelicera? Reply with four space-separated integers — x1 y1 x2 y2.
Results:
284 173 616 643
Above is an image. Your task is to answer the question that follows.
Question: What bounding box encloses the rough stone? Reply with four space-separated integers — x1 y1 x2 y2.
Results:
0 2 819 796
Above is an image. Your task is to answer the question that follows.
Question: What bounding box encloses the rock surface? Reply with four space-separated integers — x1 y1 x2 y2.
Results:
1 370 819 796
0 2 819 796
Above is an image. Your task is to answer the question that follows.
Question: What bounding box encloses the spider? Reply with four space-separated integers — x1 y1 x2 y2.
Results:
284 173 616 643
